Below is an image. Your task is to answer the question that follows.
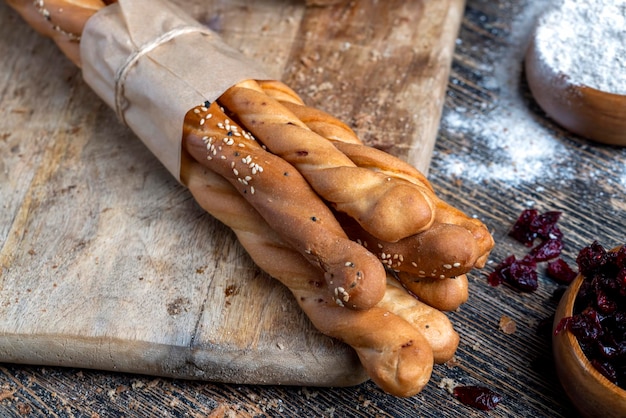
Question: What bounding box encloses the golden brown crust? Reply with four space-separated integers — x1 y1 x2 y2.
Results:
218 80 437 243
379 277 459 363
398 273 469 312
183 101 386 310
6 0 105 66
182 159 435 397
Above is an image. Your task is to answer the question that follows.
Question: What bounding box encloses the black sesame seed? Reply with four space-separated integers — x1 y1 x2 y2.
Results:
311 216 317 222
227 131 233 136
203 100 211 107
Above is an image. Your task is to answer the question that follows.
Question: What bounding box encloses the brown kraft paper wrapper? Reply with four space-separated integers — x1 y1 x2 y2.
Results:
79 0 269 181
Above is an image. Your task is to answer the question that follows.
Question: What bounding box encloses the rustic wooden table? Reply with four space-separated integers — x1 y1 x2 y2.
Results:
1 0 625 416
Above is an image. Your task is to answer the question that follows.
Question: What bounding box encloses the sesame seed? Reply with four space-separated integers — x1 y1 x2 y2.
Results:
250 186 255 194
200 106 208 112
345 261 355 267
443 264 452 270
412 262 418 268
453 262 461 268
377 243 383 249
233 169 239 176
206 113 212 119
199 118 205 125
193 108 200 114
244 176 252 182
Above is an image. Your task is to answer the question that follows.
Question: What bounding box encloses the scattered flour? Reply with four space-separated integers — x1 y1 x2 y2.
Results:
438 1 626 191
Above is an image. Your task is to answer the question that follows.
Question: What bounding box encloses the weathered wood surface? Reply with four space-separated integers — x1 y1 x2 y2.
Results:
2 0 626 416
0 0 466 407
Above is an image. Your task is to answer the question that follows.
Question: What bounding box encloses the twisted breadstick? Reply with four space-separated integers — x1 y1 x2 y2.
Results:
183 101 386 309
218 79 437 243
182 158 436 396
6 0 108 66
257 81 494 274
7 0 475 395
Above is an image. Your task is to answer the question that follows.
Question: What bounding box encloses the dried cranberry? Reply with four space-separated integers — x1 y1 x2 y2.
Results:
488 256 538 292
508 260 539 292
509 209 539 246
509 209 562 247
526 238 563 262
559 242 626 388
453 385 502 411
576 241 608 276
568 308 604 343
590 359 618 384
531 211 562 240
546 259 577 284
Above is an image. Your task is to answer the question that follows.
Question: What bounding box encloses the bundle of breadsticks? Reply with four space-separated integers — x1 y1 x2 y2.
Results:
7 0 494 397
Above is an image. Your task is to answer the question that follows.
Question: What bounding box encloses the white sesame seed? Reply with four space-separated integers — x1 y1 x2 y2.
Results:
199 118 205 125
250 186 255 195
412 262 418 268
233 169 239 176
193 108 200 114
443 264 452 270
453 262 461 268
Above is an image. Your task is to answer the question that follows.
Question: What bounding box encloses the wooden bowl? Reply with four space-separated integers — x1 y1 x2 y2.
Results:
553 274 626 417
525 37 626 146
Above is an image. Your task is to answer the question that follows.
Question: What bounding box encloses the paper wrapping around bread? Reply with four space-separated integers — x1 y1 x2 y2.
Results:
80 0 268 180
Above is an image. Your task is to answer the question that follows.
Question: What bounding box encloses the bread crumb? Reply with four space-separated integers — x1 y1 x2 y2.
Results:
499 315 517 334
438 377 458 394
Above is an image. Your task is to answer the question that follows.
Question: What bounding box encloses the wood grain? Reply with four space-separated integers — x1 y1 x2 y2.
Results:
0 0 464 389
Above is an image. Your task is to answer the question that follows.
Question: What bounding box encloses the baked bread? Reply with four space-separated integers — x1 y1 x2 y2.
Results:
182 158 439 396
183 101 387 310
7 0 494 396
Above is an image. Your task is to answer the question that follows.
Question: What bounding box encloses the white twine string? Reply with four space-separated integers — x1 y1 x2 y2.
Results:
113 25 214 124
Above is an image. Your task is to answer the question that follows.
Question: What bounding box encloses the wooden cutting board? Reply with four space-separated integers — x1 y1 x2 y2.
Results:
0 0 464 387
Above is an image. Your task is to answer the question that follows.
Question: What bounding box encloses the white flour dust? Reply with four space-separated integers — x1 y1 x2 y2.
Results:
437 1 626 190
535 0 626 94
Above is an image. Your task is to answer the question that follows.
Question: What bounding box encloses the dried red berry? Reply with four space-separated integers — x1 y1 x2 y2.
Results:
509 209 539 246
453 385 502 411
546 258 577 284
489 255 538 292
557 242 626 388
509 209 562 247
526 238 563 262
